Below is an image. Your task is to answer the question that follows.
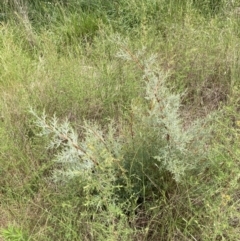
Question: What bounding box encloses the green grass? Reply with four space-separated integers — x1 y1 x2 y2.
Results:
0 0 240 240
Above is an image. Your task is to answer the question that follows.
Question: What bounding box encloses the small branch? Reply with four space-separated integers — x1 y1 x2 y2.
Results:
37 116 99 166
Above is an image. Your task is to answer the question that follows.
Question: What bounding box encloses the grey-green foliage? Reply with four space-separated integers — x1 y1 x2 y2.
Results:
30 107 127 216
145 66 210 181
30 108 132 238
117 47 212 183
31 46 211 193
30 110 94 179
30 48 213 240
30 109 123 175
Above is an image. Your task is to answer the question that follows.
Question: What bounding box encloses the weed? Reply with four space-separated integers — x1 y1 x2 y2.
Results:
1 0 240 240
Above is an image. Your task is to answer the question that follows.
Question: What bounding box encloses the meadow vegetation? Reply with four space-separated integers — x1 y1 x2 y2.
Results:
0 0 240 240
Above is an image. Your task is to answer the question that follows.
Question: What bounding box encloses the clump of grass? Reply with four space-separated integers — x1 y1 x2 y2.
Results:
0 225 29 241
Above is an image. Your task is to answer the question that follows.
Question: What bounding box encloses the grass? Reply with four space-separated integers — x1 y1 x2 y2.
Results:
0 0 240 240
